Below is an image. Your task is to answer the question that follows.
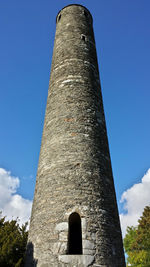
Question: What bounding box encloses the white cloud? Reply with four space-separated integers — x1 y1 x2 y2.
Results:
120 168 150 237
0 168 32 225
1 166 150 237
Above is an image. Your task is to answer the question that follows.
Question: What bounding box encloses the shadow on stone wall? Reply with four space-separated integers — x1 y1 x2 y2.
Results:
24 242 38 267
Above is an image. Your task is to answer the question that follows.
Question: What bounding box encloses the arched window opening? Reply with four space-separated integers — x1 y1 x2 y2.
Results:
81 34 86 42
84 10 88 17
68 212 82 254
58 14 61 22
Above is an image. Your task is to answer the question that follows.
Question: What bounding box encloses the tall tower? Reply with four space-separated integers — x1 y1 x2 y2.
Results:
25 4 125 267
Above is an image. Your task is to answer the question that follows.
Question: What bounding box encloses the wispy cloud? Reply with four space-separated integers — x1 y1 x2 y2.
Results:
120 168 150 237
0 168 32 225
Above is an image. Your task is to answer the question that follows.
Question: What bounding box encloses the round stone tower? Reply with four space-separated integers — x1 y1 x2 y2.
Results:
25 4 125 267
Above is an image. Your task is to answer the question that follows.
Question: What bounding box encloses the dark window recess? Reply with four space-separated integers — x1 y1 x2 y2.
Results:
84 10 88 17
58 14 61 22
68 212 83 254
81 34 86 41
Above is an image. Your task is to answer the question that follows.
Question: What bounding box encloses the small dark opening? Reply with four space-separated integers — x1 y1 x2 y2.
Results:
81 34 86 42
68 212 82 254
58 14 61 22
84 10 88 17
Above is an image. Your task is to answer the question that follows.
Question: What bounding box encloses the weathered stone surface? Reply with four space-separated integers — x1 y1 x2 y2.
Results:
59 255 94 266
83 240 95 250
55 222 68 232
25 4 125 267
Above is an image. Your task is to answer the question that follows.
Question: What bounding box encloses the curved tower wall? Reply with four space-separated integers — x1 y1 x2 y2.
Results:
26 5 125 267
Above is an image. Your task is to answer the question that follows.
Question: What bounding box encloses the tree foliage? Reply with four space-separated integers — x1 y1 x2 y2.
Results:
124 206 150 267
0 214 28 267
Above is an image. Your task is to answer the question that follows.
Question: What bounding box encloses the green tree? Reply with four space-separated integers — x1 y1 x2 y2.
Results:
124 206 150 267
0 214 28 267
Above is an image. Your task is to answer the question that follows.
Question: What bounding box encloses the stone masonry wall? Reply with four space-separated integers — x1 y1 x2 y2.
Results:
25 4 126 267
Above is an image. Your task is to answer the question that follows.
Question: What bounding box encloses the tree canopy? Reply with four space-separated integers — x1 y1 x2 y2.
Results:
124 206 150 267
0 214 28 267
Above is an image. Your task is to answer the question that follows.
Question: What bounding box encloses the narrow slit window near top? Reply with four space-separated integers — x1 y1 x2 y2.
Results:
84 10 88 17
58 14 61 22
81 34 86 42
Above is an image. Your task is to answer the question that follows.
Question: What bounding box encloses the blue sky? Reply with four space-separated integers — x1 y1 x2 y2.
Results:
0 0 150 234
